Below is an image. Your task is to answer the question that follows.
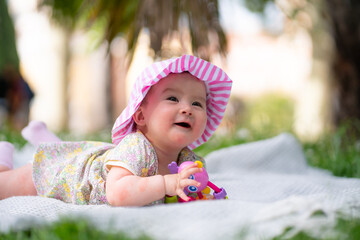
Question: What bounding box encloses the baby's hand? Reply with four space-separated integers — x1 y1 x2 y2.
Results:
163 162 203 201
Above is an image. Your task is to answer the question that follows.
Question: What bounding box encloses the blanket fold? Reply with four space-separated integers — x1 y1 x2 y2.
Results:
1 133 359 239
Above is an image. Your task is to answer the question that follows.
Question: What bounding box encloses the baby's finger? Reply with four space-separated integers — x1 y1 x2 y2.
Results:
176 189 190 202
180 179 200 189
181 162 199 171
180 166 203 179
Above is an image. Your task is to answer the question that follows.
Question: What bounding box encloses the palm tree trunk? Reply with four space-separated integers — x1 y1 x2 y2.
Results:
326 0 360 129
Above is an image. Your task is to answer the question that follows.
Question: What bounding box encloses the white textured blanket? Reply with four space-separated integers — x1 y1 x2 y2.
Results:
1 133 360 239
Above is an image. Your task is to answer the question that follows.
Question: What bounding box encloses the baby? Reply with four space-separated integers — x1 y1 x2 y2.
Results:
0 55 232 206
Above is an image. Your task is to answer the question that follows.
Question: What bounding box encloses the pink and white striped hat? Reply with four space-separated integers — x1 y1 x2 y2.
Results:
112 54 232 149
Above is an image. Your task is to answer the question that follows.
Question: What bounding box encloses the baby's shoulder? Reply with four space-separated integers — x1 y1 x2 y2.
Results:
121 131 150 144
114 131 153 150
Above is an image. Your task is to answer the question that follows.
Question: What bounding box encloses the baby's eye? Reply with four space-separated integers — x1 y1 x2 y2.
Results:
167 96 178 102
192 101 203 108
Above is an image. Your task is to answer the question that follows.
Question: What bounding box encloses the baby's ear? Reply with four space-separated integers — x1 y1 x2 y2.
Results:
133 107 146 126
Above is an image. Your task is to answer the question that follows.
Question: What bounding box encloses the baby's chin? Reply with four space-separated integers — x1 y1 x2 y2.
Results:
169 136 197 149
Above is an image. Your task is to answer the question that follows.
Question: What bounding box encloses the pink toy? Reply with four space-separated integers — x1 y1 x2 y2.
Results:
168 161 227 202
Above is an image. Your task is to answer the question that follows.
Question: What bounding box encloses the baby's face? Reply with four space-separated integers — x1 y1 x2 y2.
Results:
139 72 207 151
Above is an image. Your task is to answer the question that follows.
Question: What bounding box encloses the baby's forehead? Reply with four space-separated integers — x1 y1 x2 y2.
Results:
154 72 206 90
149 73 206 99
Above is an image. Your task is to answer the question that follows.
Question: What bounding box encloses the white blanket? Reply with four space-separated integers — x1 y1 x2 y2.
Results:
1 133 360 239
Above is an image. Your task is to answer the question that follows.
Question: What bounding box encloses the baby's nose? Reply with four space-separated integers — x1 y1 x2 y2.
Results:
181 105 192 116
181 110 192 116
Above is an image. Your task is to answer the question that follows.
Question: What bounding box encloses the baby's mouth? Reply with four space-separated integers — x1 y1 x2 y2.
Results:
174 122 191 128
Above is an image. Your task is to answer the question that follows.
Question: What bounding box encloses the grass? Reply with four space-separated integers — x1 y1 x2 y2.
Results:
0 218 151 240
272 217 360 240
302 122 360 178
1 93 360 239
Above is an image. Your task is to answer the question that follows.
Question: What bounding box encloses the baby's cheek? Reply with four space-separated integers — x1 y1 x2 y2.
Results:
197 119 207 138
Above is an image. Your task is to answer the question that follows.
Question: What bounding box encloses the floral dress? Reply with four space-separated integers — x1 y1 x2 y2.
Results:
32 131 205 205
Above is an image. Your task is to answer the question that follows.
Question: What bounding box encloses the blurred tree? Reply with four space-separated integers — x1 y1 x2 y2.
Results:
244 0 360 134
326 0 360 130
37 0 227 129
0 0 20 73
38 0 226 60
0 0 34 130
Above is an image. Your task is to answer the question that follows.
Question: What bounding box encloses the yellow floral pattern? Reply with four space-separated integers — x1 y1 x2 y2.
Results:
141 168 149 177
32 132 205 205
105 131 158 177
33 141 113 205
34 150 45 163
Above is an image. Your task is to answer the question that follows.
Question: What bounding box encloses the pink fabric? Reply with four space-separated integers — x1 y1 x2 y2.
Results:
112 55 232 149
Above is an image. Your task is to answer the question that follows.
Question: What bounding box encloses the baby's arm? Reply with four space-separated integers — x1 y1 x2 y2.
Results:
106 162 202 206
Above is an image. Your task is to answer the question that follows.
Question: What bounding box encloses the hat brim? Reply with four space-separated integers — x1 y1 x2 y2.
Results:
112 55 232 149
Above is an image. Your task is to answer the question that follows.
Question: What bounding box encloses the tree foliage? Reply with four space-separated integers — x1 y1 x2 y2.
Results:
244 0 274 13
38 0 227 60
0 0 20 74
